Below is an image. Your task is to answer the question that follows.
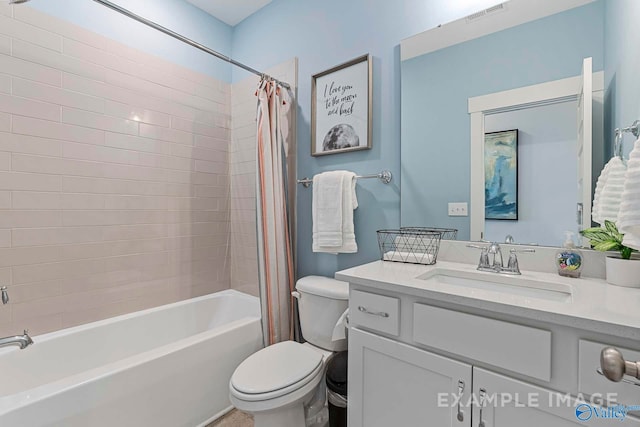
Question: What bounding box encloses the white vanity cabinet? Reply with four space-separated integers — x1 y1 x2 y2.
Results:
348 327 472 427
346 285 640 427
470 368 640 426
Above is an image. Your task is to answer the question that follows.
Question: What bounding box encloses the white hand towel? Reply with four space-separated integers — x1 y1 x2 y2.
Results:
312 171 358 253
618 138 640 250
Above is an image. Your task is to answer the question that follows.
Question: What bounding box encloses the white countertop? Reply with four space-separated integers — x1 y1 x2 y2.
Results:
336 260 640 340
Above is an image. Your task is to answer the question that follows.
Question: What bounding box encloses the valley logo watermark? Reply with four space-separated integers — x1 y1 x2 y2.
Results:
575 403 640 422
438 391 640 422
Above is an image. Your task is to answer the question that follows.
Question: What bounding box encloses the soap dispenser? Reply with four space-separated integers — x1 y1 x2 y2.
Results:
556 231 583 278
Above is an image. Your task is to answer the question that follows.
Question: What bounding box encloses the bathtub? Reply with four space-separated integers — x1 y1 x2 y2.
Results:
0 289 263 427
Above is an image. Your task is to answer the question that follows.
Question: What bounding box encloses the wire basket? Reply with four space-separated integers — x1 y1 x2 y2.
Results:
401 227 458 241
377 229 445 265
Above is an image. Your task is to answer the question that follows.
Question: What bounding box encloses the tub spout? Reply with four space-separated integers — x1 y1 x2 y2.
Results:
0 330 34 349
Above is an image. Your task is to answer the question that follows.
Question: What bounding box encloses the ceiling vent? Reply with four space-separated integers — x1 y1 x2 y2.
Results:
466 2 508 23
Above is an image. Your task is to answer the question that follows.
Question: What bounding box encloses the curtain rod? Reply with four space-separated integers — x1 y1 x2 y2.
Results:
91 0 291 90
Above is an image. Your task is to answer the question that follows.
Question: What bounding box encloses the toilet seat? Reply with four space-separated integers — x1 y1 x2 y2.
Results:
230 341 325 402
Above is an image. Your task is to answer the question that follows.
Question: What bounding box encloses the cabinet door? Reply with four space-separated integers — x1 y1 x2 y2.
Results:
348 328 472 427
473 367 640 426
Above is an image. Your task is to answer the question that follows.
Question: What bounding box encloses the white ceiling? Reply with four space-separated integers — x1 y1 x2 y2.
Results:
185 0 272 26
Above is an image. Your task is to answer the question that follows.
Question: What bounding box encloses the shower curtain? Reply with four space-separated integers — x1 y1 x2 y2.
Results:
255 79 295 346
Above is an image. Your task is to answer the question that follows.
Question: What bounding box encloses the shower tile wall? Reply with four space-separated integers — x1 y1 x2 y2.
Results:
229 59 297 297
0 5 232 336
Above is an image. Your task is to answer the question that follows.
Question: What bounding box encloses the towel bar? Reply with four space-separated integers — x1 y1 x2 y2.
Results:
296 170 392 188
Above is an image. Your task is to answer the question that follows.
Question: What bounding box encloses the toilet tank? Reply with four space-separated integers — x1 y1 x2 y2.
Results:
295 276 349 352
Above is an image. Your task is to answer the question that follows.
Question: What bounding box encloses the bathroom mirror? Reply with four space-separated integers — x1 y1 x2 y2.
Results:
400 0 627 247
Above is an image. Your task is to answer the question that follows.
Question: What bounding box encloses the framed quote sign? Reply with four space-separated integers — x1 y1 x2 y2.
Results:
311 54 372 156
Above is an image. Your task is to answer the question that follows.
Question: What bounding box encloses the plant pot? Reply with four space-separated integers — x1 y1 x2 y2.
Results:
605 256 640 288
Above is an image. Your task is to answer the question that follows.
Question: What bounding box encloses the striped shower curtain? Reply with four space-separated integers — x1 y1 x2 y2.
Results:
255 79 294 346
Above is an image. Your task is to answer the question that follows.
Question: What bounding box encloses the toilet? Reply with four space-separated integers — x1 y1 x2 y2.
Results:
229 276 349 427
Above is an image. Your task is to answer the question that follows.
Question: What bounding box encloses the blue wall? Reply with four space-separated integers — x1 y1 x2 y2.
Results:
26 0 233 81
605 0 640 158
400 1 604 241
231 0 503 278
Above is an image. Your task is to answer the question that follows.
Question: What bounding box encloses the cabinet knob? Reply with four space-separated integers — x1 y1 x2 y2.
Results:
599 347 640 386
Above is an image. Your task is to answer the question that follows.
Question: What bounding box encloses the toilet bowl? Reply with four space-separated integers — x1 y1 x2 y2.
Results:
229 276 349 427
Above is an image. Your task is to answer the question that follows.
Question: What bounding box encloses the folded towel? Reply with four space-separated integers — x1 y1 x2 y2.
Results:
592 161 611 224
312 171 358 253
598 157 627 223
619 138 640 250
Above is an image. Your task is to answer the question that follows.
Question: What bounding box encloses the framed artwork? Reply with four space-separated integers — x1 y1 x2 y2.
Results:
484 129 518 220
311 54 372 156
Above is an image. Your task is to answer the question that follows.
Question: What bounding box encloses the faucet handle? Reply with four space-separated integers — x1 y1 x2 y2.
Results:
506 248 535 274
1 286 8 305
467 244 491 269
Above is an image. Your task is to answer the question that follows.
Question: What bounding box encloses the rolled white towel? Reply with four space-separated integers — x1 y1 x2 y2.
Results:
618 138 640 250
383 251 435 265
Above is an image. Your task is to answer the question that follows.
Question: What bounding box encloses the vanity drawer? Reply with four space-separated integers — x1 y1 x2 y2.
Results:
579 340 640 406
350 290 400 336
413 303 551 381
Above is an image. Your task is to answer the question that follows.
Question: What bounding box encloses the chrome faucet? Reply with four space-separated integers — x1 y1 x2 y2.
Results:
0 330 34 349
467 242 534 275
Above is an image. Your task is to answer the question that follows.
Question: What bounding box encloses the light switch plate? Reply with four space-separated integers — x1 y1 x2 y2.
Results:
448 202 468 216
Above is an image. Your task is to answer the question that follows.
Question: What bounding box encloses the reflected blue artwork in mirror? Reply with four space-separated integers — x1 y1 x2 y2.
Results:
485 129 518 220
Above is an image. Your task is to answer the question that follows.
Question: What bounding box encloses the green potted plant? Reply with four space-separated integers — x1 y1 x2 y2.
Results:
581 220 640 287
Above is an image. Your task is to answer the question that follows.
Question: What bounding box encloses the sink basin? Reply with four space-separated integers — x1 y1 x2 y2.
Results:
417 268 573 303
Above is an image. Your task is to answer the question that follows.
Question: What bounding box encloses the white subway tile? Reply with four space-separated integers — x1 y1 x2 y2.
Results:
0 93 60 122
171 116 229 138
104 132 170 155
12 191 62 209
60 193 105 210
194 135 229 152
62 176 166 196
105 100 171 128
12 226 104 247
62 142 139 166
12 116 105 144
0 74 10 94
12 257 106 285
0 3 10 17
13 78 104 113
0 230 9 248
0 210 62 228
0 112 9 132
12 154 101 178
0 132 63 156
12 39 105 82
0 151 9 170
0 35 9 56
0 14 62 52
196 159 228 174
63 107 138 135
0 54 62 86
0 171 61 191
139 123 193 145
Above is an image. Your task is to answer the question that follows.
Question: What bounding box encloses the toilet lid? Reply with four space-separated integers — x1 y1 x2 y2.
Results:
231 341 324 395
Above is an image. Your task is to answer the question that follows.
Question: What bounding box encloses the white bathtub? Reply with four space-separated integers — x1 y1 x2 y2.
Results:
0 290 263 427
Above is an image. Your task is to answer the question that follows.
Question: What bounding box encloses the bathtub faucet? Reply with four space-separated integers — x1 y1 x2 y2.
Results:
0 330 34 349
